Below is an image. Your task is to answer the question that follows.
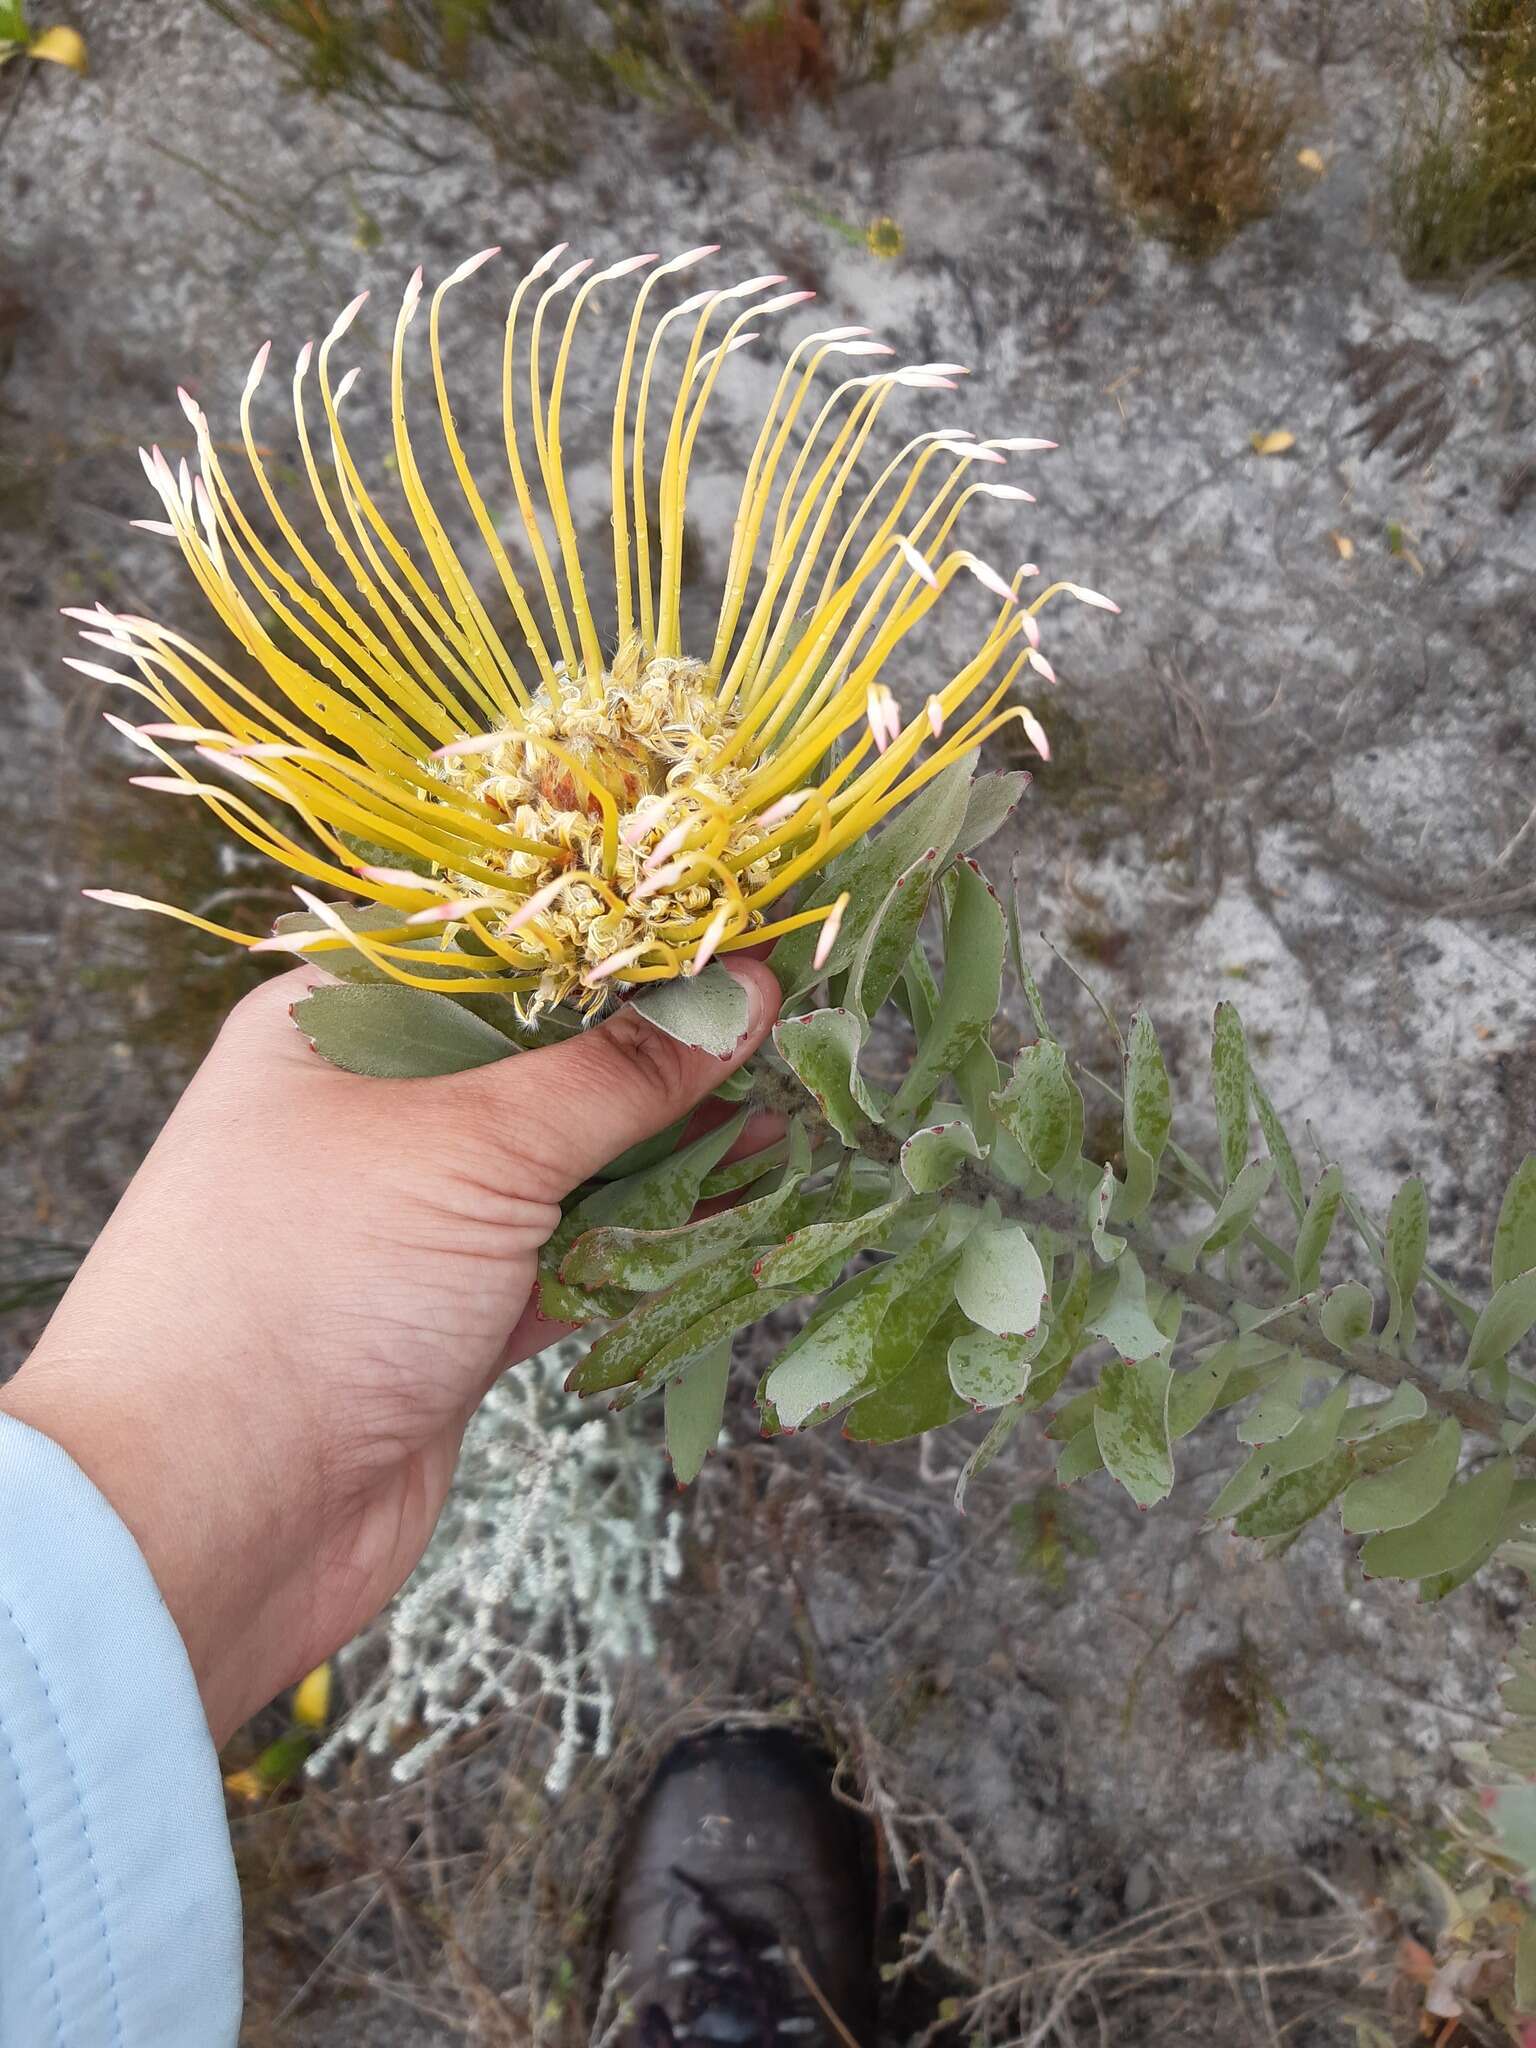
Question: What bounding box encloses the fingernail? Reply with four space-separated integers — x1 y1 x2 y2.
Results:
723 959 772 1048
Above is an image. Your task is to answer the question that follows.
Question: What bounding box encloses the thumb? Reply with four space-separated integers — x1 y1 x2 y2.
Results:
483 958 780 1201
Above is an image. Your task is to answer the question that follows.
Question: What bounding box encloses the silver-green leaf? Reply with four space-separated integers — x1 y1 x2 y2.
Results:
948 1329 1034 1408
1192 1157 1275 1261
1210 1002 1250 1189
569 1255 760 1393
900 1119 984 1194
764 1219 950 1428
1339 1416 1461 1535
770 755 975 998
1340 1382 1428 1440
1115 1010 1171 1222
1320 1280 1375 1352
1090 1161 1126 1262
753 1193 917 1292
774 1007 882 1146
664 1341 733 1486
293 982 521 1077
892 859 1006 1116
1383 1177 1428 1348
1085 1252 1169 1363
612 1287 798 1410
955 770 1030 856
991 1039 1084 1195
954 1406 1024 1512
1459 1268 1536 1384
1294 1164 1344 1294
1494 1155 1536 1292
540 1110 748 1319
1095 1356 1175 1507
1360 1456 1513 1583
955 1218 1047 1337
1057 1421 1106 1484
631 962 750 1056
1236 1356 1314 1445
273 902 462 984
1249 1069 1304 1222
562 1125 813 1290
845 850 938 1028
1206 1379 1350 1522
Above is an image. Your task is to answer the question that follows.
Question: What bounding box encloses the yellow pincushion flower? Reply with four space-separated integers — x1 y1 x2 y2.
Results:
70 243 1115 1017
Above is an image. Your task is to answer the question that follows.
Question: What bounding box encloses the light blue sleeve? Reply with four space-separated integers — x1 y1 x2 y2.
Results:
0 1413 243 2048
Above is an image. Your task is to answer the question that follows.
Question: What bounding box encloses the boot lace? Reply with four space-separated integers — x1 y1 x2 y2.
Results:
635 1867 826 2048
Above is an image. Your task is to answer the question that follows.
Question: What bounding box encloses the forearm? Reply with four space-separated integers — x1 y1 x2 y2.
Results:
4 1249 322 1748
3 1367 276 1746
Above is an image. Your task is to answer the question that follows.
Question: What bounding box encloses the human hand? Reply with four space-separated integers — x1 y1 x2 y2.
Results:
0 960 779 1745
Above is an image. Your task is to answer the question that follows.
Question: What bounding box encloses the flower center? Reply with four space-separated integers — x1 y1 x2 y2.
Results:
432 651 778 1014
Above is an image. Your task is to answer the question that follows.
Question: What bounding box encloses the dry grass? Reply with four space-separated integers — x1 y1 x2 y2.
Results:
1392 0 1536 282
204 0 1004 162
234 1683 1390 2047
1076 2 1302 259
934 1872 1384 2048
232 1425 1397 2047
235 1689 684 2046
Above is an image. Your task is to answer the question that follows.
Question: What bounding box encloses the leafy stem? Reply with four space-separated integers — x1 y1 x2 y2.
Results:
744 1060 1511 1446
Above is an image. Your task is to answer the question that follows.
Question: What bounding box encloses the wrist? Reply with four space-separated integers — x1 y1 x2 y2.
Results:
1 1338 321 1743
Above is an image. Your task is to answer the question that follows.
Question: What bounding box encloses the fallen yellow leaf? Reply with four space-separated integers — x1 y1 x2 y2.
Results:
292 1660 332 1730
1250 430 1296 457
1329 530 1355 559
1296 147 1326 174
28 23 86 70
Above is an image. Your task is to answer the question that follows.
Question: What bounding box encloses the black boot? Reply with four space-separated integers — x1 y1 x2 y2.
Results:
607 1727 876 2048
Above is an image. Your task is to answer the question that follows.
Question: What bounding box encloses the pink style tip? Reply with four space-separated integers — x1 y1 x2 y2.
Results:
442 248 501 289
646 822 692 869
405 898 482 926
1021 710 1051 762
357 865 437 890
1064 582 1121 613
82 888 147 909
688 909 731 977
894 537 938 587
812 893 849 972
504 880 568 932
431 732 503 760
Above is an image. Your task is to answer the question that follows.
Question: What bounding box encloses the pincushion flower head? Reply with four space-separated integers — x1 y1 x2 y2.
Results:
71 243 1116 1018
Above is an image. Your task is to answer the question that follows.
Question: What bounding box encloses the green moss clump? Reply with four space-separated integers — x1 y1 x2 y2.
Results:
1393 0 1536 281
1181 1645 1273 1754
1076 2 1301 259
1010 1489 1096 1593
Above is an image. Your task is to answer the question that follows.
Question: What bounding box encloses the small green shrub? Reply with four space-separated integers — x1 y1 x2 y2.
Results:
1393 0 1536 281
1076 2 1301 259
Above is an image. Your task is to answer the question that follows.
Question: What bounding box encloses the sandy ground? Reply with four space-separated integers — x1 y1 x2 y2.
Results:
2 0 1535 2039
